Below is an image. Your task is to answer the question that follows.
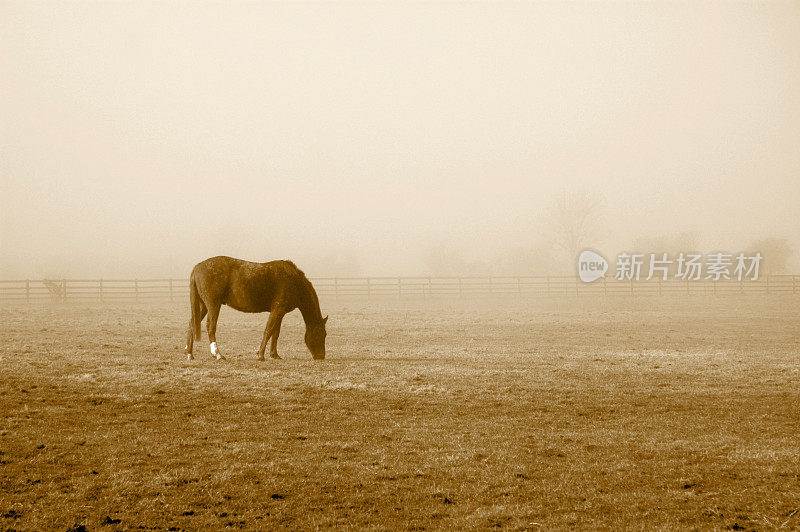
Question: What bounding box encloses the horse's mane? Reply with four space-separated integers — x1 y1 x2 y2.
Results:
284 260 304 277
288 261 323 325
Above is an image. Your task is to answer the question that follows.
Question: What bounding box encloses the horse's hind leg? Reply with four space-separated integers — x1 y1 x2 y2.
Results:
185 323 194 360
206 304 225 360
185 305 207 360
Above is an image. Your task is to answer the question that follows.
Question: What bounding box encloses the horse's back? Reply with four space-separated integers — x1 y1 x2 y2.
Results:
191 256 298 313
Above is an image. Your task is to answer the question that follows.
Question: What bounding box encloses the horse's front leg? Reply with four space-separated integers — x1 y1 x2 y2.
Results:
269 312 286 359
258 310 286 361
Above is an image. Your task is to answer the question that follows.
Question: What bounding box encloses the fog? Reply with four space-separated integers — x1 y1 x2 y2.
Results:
2 1 799 279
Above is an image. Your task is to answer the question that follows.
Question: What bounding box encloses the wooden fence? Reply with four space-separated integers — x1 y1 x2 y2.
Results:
0 275 798 303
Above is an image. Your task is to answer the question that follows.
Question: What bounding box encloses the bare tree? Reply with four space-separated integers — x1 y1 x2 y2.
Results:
547 191 603 263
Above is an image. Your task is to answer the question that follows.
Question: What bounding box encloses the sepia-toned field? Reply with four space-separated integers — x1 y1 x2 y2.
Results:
1 297 799 531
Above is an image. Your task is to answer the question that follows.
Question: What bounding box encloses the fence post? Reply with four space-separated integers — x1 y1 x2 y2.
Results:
459 277 463 297
517 277 521 294
603 276 607 297
99 279 103 302
26 280 30 303
169 279 174 302
428 277 432 298
765 275 770 295
367 278 371 300
135 279 139 302
546 276 550 296
63 279 67 303
334 278 339 300
794 275 797 294
397 277 401 299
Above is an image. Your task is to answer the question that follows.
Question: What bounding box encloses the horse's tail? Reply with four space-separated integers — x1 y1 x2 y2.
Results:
189 274 203 340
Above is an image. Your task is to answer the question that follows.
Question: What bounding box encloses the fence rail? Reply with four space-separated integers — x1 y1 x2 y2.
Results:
0 275 798 303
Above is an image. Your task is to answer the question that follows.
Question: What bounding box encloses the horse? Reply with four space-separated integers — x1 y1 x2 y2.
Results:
184 256 328 361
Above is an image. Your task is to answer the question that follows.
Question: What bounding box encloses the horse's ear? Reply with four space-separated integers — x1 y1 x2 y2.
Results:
323 315 328 325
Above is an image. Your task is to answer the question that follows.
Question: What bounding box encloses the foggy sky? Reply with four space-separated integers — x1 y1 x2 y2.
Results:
2 1 799 278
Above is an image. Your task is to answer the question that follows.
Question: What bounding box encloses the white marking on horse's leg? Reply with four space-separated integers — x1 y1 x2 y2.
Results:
210 342 224 360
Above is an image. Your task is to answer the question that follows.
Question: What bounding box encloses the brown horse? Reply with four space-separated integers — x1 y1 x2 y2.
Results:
185 256 327 361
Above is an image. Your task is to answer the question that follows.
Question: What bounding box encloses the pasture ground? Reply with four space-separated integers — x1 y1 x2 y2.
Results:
1 296 799 531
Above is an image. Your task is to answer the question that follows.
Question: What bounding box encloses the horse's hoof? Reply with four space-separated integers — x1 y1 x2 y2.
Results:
270 353 282 360
187 354 194 360
215 354 225 361
257 355 266 362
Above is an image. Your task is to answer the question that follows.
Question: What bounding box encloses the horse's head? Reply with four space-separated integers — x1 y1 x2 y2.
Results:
305 315 328 359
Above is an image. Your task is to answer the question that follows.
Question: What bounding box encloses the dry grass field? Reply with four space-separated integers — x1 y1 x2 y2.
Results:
1 296 799 531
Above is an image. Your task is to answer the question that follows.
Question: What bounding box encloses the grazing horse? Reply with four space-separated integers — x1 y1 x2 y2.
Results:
185 256 328 361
